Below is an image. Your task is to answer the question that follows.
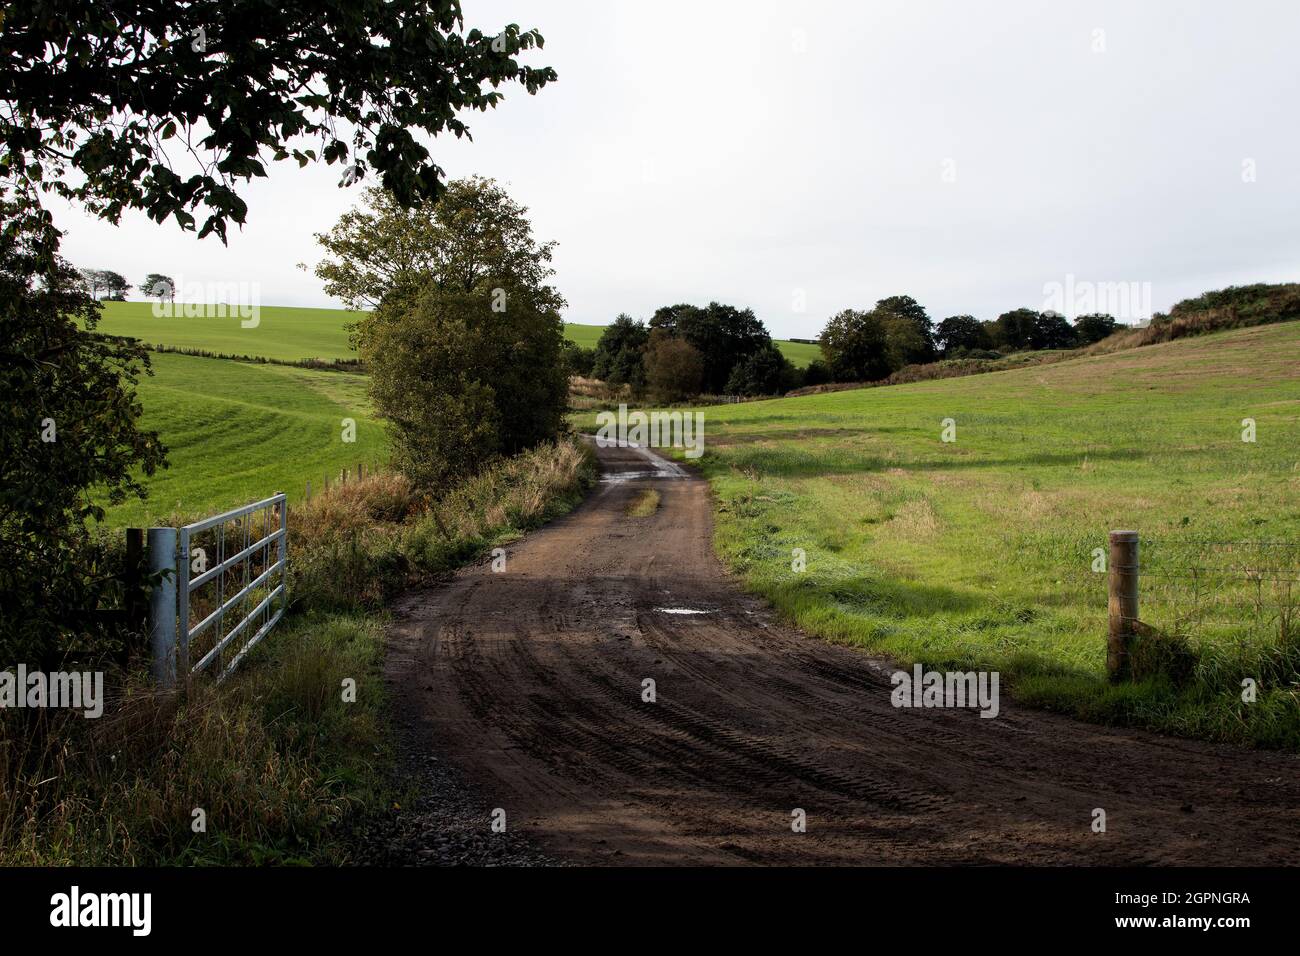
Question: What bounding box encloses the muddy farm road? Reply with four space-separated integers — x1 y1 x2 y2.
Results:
386 441 1300 865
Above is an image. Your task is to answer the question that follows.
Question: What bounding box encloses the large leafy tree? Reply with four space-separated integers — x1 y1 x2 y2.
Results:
347 178 569 492
143 273 175 303
991 307 1039 351
1 1 555 662
936 314 991 355
819 308 892 382
725 342 796 397
97 269 131 301
1073 312 1119 345
312 178 559 311
359 278 568 493
874 294 936 359
879 312 933 369
1030 310 1077 350
644 331 704 402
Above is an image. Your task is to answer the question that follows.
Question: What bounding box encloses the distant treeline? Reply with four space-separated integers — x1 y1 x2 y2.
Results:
575 282 1300 401
568 297 1118 401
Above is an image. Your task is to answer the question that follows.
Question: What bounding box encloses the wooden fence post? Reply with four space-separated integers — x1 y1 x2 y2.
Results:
305 479 312 501
1107 530 1139 682
357 462 363 481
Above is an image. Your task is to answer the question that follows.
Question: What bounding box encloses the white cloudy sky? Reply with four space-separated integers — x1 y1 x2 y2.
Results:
51 0 1300 339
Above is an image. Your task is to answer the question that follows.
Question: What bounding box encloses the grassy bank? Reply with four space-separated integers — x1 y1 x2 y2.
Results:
98 352 386 528
583 322 1300 749
1 439 596 865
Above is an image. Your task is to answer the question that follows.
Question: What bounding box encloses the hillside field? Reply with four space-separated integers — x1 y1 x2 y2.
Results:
100 352 386 528
582 322 1300 746
96 301 819 366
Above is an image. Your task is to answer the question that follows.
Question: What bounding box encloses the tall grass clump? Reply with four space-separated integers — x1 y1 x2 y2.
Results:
0 613 385 865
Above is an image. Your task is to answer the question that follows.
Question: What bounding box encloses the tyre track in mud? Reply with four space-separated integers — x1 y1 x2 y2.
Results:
385 441 1300 865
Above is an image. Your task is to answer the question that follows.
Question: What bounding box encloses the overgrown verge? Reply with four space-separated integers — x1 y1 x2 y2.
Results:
1084 282 1300 355
0 438 596 865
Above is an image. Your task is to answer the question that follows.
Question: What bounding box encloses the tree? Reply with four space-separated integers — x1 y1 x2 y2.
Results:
2 2 556 243
312 178 559 311
880 312 934 369
1029 311 1077 350
358 277 567 493
936 315 991 355
98 270 131 301
648 302 771 393
1074 312 1119 344
725 342 796 396
1 2 556 660
143 273 175 304
348 181 569 492
592 314 650 388
819 309 892 382
1 205 166 666
875 294 936 359
644 332 704 402
990 308 1039 351
79 268 104 299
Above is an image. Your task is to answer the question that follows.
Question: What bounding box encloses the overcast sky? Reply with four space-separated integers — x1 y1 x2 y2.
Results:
51 0 1300 339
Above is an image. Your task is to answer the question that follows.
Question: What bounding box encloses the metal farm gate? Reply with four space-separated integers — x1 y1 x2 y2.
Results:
147 493 288 686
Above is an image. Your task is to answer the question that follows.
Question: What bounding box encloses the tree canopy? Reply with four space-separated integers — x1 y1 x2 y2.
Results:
592 314 650 388
312 178 560 311
648 302 770 394
1 1 556 244
819 308 893 382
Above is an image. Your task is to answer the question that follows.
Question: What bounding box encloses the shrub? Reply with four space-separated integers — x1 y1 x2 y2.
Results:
560 340 597 377
800 358 833 387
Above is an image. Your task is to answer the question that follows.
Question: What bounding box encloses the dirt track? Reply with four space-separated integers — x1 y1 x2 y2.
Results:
385 441 1300 865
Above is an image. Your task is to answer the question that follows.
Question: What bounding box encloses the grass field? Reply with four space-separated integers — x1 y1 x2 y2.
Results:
582 322 1300 747
771 339 820 367
97 302 819 367
100 352 386 528
99 301 365 361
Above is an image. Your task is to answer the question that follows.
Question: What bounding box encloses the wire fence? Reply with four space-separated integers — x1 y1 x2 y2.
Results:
1136 538 1300 648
